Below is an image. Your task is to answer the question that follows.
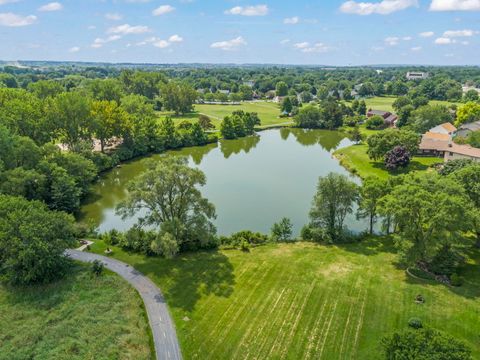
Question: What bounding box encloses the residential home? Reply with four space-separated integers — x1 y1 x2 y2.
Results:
406 72 429 80
367 109 398 127
457 121 480 138
273 96 286 104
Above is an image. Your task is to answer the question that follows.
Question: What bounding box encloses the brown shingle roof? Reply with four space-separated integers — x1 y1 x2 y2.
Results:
440 122 457 133
423 132 451 141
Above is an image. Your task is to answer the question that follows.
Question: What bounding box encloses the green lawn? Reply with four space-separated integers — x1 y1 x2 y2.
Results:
0 265 152 360
334 144 443 180
88 238 480 359
158 101 290 129
344 96 462 113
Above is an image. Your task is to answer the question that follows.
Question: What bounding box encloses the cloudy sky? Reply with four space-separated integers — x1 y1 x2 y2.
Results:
0 0 479 65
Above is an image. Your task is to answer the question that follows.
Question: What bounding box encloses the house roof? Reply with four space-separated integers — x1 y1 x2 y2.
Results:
459 121 480 132
440 122 457 133
424 132 451 141
368 109 390 116
449 143 480 158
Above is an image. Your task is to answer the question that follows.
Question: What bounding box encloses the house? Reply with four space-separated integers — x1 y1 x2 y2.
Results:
243 80 255 88
406 72 429 81
419 122 480 162
429 122 457 136
367 109 398 127
273 96 286 104
457 121 480 138
462 85 480 94
218 89 230 95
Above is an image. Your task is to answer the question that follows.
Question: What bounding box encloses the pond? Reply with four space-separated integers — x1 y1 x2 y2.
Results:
79 128 368 236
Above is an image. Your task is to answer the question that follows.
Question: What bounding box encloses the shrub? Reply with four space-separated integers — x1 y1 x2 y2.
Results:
381 328 472 359
428 245 462 276
450 273 464 287
220 230 269 248
91 260 104 276
408 317 423 329
240 240 251 252
271 217 294 242
365 115 385 130
384 145 410 171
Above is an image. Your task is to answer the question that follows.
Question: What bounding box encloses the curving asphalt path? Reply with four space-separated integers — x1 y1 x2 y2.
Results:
66 249 182 360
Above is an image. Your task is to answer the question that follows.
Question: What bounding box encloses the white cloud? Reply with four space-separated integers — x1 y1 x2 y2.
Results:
430 0 480 11
152 5 175 16
402 36 412 40
301 42 330 53
210 36 247 51
168 34 183 42
38 2 63 12
107 24 150 34
91 35 122 48
69 46 80 53
340 0 418 15
384 36 400 45
153 39 170 48
293 42 310 49
284 16 299 24
411 46 422 51
419 31 434 37
105 13 123 21
443 29 477 37
225 5 269 16
0 13 36 26
435 37 454 44
280 39 290 44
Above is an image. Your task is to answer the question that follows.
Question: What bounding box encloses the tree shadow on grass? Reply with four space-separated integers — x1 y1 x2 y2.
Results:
371 160 432 176
130 250 235 313
338 236 397 256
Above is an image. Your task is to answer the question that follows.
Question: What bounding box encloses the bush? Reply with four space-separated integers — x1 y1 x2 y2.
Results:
271 217 293 242
91 260 104 276
384 145 410 171
118 226 157 255
220 230 269 248
365 115 385 130
450 273 464 287
240 240 251 252
428 245 462 276
408 317 423 329
381 328 472 359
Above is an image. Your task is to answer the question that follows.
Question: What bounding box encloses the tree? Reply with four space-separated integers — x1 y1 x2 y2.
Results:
0 195 75 285
309 173 359 242
271 217 293 242
90 100 130 152
275 81 288 96
220 116 237 139
116 157 216 252
27 80 64 99
357 177 388 234
357 100 367 116
198 114 215 130
367 129 419 161
366 115 385 130
381 328 472 360
411 104 453 133
384 145 411 171
294 105 322 128
350 126 363 143
49 92 92 151
466 130 480 148
160 81 197 115
378 173 475 267
392 96 412 112
456 102 480 127
463 89 479 102
281 97 293 114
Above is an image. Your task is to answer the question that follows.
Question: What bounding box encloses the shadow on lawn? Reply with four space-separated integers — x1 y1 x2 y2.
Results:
339 236 397 256
371 160 432 176
132 250 235 312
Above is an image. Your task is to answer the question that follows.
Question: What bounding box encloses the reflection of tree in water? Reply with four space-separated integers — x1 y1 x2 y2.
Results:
219 135 261 159
286 128 346 151
188 142 218 165
280 127 290 141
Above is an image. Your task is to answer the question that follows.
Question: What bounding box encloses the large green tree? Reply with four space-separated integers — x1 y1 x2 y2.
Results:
367 129 419 161
378 173 475 267
116 157 217 253
160 81 197 115
309 173 359 242
0 195 76 285
357 176 389 234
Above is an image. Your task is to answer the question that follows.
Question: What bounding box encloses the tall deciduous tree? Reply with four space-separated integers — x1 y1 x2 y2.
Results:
0 195 75 285
367 129 419 161
160 81 197 115
378 173 475 267
357 177 389 234
90 100 130 152
116 157 216 253
309 173 359 242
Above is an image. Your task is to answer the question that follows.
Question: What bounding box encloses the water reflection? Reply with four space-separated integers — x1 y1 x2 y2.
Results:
79 129 364 235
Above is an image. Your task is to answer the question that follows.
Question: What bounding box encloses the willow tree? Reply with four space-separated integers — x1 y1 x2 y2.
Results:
116 156 216 254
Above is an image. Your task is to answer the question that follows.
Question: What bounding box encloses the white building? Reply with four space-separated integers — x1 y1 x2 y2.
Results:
406 72 429 81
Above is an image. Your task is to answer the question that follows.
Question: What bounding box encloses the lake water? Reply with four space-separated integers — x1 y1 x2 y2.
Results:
79 128 367 236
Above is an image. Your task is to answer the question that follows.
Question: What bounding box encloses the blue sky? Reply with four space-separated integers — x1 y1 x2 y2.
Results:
0 0 479 65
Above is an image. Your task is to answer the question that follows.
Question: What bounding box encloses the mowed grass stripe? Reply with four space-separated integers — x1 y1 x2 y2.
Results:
203 262 277 357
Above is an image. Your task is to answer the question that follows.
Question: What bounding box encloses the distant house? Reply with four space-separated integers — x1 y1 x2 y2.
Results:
273 96 286 104
367 109 398 127
218 89 230 95
419 122 480 162
457 121 480 138
243 80 255 88
406 72 429 81
462 85 480 94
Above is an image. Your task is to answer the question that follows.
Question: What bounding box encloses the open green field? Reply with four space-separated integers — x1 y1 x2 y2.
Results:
158 101 290 129
334 144 443 180
89 238 480 359
0 265 152 360
344 96 462 113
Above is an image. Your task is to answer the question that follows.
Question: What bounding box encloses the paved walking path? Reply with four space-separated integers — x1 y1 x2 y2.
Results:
66 249 182 360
